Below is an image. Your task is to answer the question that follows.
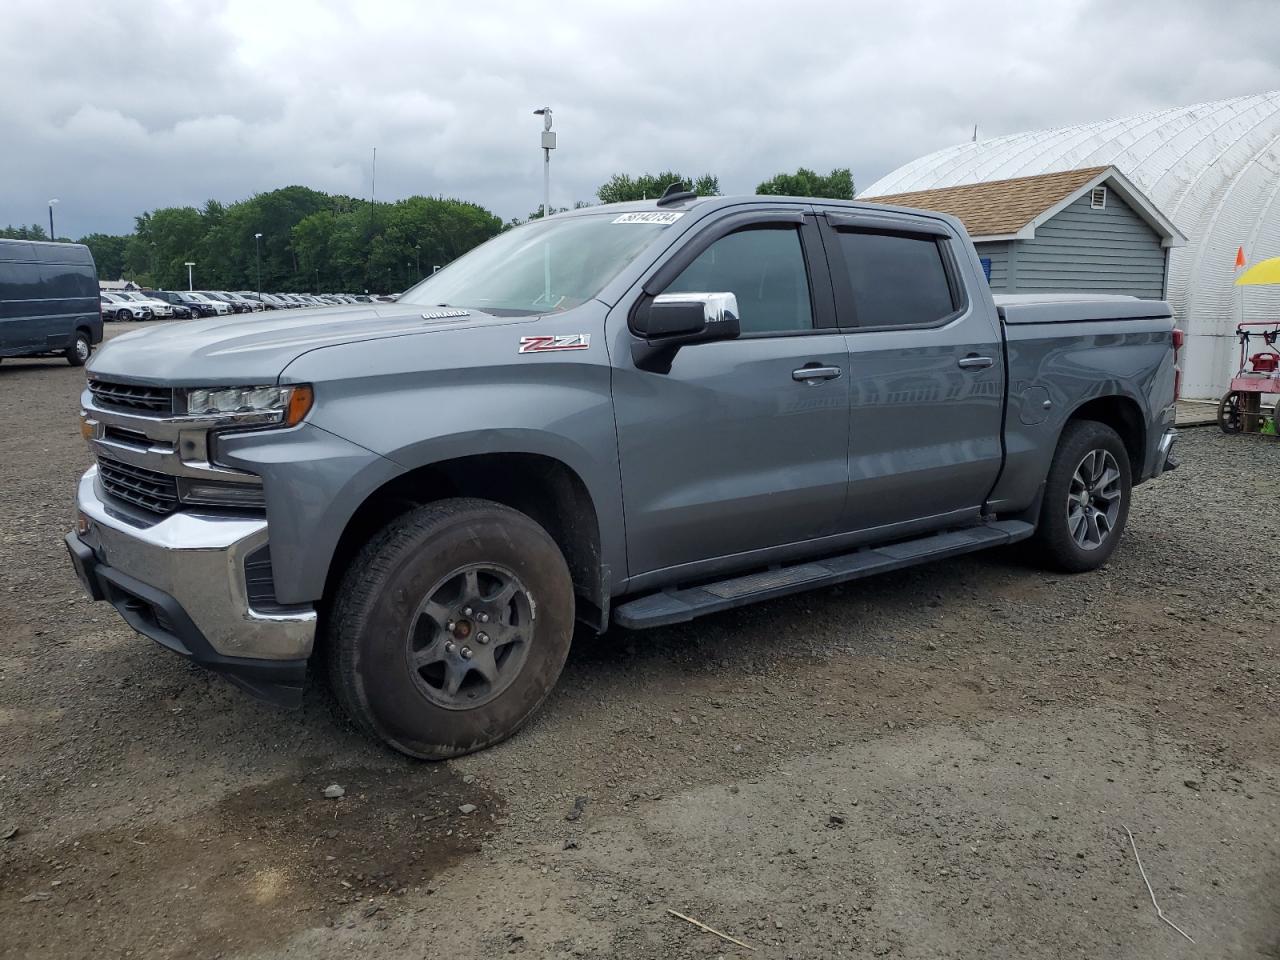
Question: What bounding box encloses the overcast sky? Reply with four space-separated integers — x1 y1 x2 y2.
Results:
5 0 1280 237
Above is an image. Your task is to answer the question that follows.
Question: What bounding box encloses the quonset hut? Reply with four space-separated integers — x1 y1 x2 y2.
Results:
863 92 1280 399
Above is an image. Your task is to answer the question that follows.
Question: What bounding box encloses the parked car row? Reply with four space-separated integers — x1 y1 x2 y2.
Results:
240 292 376 310
99 289 379 320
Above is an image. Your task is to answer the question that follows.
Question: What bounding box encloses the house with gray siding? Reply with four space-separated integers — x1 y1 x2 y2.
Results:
864 167 1184 299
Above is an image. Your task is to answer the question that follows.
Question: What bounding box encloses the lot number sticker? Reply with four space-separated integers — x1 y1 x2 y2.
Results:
612 212 685 225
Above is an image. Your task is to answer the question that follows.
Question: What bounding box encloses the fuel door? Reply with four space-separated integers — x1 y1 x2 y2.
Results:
1019 385 1052 425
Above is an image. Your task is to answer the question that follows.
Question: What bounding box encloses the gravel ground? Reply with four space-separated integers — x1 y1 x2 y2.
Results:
1 323 1278 959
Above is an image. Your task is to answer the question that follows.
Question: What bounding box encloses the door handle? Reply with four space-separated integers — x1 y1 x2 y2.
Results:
792 365 843 383
957 355 995 370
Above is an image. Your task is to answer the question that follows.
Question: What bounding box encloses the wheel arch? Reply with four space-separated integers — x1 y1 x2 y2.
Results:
1061 394 1147 477
324 451 610 631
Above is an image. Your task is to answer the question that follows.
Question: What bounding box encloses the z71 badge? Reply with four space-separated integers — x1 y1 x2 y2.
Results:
518 334 591 354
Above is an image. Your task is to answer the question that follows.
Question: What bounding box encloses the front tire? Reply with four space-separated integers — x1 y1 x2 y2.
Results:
1030 420 1132 572
66 330 91 366
327 498 575 759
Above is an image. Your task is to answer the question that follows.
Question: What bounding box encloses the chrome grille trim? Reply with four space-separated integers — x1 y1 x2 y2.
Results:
87 380 176 416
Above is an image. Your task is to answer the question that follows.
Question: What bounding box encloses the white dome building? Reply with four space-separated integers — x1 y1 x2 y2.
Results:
863 91 1280 399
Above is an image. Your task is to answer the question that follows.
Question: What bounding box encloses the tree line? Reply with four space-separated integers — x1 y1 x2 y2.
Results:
1 167 853 293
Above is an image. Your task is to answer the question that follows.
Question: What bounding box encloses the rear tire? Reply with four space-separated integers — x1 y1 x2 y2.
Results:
1030 420 1132 573
116 309 132 322
327 498 575 759
66 330 91 366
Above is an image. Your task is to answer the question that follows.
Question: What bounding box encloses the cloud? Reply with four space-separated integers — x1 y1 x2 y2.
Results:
3 0 1279 237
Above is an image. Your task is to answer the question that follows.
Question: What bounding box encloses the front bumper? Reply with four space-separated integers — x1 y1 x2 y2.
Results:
67 466 315 705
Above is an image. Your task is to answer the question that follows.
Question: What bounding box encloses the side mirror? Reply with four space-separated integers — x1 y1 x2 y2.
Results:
631 292 740 372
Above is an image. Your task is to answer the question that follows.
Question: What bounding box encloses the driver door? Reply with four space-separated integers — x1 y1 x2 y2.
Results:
610 212 851 582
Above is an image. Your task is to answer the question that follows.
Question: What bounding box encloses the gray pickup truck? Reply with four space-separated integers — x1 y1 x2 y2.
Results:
66 190 1180 758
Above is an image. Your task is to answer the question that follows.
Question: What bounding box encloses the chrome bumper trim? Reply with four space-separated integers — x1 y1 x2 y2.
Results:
75 466 315 660
1152 427 1178 477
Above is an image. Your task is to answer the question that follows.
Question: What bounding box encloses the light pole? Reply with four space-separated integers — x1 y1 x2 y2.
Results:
47 198 59 241
184 261 195 291
254 233 263 301
533 108 555 218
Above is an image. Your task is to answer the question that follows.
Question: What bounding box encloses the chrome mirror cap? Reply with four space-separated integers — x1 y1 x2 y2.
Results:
653 291 739 327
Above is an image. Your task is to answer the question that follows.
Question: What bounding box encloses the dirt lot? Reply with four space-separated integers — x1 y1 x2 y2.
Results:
1 324 1278 959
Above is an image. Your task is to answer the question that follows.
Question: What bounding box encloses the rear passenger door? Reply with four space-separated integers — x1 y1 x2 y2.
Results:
819 212 1005 535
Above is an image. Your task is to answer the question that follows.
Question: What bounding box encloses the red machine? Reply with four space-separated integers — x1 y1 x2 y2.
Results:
1218 321 1280 434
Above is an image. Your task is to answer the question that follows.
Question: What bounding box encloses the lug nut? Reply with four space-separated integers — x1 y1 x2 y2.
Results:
477 632 489 644
446 620 455 631
444 641 457 654
478 612 490 623
463 606 473 616
460 646 473 660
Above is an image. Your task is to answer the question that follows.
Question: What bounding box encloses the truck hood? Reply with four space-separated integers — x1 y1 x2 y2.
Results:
86 304 505 385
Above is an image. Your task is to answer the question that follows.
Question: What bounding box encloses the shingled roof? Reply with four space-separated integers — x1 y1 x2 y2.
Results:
863 166 1112 238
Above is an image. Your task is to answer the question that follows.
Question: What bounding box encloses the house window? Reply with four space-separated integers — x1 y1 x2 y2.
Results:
1091 186 1108 210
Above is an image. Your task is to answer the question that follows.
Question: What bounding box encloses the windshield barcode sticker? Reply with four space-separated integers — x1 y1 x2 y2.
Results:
612 212 685 225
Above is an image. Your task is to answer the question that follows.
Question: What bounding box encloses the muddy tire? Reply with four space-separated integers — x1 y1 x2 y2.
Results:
1030 419 1132 573
327 498 574 759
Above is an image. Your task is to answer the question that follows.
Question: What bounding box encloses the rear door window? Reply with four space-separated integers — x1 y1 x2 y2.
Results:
832 229 959 329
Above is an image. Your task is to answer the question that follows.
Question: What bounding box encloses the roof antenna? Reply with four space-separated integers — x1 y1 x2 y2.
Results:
972 123 979 142
656 181 698 206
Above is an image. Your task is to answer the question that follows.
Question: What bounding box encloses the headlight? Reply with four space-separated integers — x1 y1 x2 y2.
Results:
185 384 313 426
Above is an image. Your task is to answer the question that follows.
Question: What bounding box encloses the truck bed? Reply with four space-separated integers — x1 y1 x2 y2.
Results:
994 293 1174 325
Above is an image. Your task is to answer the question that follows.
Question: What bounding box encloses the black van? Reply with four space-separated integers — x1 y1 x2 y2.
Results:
0 239 103 366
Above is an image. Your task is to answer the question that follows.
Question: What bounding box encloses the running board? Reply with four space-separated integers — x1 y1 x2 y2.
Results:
612 520 1035 630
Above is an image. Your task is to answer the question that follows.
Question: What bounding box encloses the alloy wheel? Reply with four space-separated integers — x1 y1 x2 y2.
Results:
1067 449 1122 550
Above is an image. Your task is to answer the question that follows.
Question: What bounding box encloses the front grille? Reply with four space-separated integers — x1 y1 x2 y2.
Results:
98 456 179 516
88 379 175 416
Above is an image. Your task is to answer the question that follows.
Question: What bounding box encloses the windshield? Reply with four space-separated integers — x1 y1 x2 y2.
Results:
398 212 679 315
